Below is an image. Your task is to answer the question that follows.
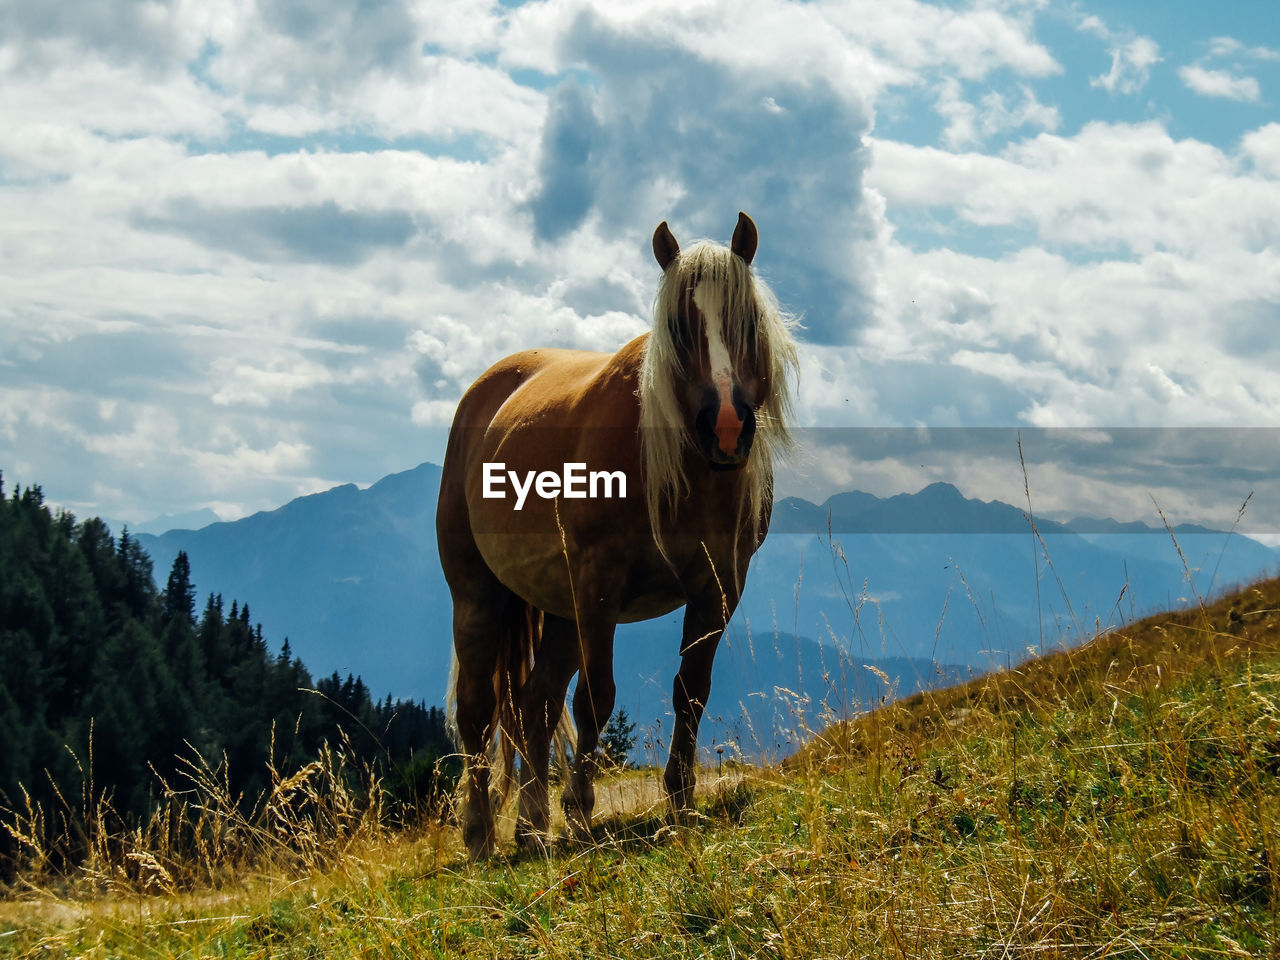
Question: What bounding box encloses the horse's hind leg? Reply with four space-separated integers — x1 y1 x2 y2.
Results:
451 596 509 860
514 613 579 852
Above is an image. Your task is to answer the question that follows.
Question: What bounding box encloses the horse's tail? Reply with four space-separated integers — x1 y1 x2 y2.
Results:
551 694 578 783
492 600 543 808
445 649 461 748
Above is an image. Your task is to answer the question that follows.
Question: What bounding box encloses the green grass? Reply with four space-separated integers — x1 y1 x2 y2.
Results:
4 577 1279 958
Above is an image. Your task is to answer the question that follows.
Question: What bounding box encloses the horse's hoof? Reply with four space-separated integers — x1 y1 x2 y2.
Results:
463 824 496 861
668 804 705 829
514 825 550 856
558 824 594 847
654 824 681 844
560 803 594 843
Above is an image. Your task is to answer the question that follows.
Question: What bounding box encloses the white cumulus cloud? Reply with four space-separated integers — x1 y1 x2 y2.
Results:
1079 15 1161 95
1178 64 1261 102
2 0 1277 529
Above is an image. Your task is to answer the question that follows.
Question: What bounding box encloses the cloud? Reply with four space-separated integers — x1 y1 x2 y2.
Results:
239 57 545 145
3 0 1275 532
528 79 601 240
858 121 1280 435
934 78 1060 149
210 358 338 408
816 0 1060 82
1078 15 1160 95
499 0 1063 340
507 5 880 343
1242 124 1280 177
1091 36 1161 94
0 0 205 70
1207 36 1280 62
133 199 418 265
774 427 1280 534
0 61 226 157
869 123 1280 260
1177 36 1272 105
1178 64 1261 102
205 0 420 102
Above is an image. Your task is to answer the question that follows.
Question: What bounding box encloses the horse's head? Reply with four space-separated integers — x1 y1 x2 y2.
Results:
639 213 797 544
650 212 775 470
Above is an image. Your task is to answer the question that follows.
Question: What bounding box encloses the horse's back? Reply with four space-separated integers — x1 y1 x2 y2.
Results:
436 336 656 616
451 333 650 445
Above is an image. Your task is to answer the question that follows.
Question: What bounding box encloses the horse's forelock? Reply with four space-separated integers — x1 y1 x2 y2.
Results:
638 241 799 557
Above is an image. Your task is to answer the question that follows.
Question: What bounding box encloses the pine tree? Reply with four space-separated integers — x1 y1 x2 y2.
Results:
0 479 461 842
115 528 154 620
199 592 226 678
163 551 197 627
599 708 637 769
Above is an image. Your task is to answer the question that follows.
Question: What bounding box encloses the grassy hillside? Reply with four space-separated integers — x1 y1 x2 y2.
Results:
3 575 1278 958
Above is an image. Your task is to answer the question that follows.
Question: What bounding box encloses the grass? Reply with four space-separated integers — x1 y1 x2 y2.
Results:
3 574 1279 957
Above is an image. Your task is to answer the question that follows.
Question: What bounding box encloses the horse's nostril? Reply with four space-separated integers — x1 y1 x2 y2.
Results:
715 396 743 454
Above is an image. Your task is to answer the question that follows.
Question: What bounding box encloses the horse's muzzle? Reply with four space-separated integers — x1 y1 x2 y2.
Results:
695 384 756 468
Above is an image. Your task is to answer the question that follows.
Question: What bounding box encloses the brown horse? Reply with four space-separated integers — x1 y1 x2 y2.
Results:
438 213 798 858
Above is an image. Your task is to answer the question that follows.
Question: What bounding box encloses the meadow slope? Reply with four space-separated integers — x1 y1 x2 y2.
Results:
3 575 1278 958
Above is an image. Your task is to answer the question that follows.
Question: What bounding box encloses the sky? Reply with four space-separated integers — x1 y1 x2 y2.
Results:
2 0 1278 536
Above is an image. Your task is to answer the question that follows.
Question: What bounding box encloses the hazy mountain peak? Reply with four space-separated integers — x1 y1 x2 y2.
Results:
775 481 1047 535
129 508 223 536
915 481 965 500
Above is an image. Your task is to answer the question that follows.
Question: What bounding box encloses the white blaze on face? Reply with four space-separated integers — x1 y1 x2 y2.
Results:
693 279 733 393
694 278 746 455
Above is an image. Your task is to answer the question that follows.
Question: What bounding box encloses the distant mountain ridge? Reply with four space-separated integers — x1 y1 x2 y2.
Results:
135 464 1279 755
773 481 1052 534
1061 516 1224 535
139 464 449 702
775 481 1249 537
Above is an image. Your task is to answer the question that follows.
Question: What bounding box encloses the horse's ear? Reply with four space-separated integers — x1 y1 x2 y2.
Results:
730 211 758 266
653 220 680 271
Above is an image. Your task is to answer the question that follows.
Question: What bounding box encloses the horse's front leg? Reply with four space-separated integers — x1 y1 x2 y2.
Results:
664 596 733 819
560 608 619 841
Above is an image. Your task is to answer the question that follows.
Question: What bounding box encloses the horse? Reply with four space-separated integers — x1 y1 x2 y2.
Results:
438 212 798 858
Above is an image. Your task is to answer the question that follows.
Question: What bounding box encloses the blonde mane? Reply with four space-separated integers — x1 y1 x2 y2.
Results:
638 241 799 559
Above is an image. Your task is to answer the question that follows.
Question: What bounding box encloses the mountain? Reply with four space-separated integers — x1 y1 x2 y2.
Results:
139 464 449 702
138 468 1278 759
102 508 223 538
773 481 1066 534
1062 516 1226 536
747 484 1276 668
133 508 223 536
611 622 967 762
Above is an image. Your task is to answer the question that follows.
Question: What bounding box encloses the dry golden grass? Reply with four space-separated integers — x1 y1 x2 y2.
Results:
800 574 1280 768
2 574 1278 957
1 727 402 900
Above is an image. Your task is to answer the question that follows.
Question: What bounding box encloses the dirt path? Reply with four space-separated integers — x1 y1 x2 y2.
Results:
494 766 749 840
